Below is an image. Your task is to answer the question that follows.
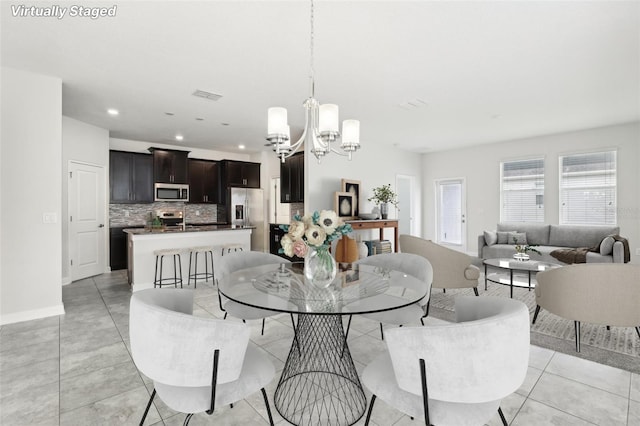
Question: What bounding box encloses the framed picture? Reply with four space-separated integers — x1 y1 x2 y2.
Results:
335 191 355 219
339 264 360 287
341 179 361 218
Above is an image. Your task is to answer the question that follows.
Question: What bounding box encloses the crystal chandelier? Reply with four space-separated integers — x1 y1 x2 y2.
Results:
266 0 361 163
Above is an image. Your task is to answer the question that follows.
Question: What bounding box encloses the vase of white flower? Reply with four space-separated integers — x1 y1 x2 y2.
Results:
280 210 352 288
304 245 337 288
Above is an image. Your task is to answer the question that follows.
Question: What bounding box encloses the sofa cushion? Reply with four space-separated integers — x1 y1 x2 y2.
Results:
508 232 528 245
496 231 510 244
599 236 615 255
548 225 620 248
497 223 550 245
484 231 498 246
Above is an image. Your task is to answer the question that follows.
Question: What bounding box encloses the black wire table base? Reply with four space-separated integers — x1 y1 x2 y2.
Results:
274 314 367 426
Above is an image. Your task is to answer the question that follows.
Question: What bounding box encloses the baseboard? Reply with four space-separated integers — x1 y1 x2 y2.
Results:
0 303 65 326
62 275 72 286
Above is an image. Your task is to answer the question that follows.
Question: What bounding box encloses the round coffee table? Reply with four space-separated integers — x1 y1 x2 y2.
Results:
483 258 560 298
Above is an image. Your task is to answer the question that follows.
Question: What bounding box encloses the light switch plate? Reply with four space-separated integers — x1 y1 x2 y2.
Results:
636 248 640 256
42 212 57 223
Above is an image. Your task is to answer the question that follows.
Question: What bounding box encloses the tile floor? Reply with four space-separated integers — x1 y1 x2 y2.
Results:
1 271 639 425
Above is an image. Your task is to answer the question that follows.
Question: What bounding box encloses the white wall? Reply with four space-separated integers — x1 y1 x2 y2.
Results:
62 117 110 283
1 67 64 324
306 141 423 248
421 122 640 263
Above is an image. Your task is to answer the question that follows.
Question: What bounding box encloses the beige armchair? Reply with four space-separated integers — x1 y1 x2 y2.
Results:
534 263 640 352
399 235 480 295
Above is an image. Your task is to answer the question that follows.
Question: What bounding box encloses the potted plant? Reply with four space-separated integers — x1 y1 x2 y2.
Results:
513 237 541 261
368 184 398 219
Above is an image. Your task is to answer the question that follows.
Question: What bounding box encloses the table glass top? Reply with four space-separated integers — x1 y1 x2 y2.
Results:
483 257 562 272
219 262 428 315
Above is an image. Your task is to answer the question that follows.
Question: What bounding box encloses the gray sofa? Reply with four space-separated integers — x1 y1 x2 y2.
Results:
478 222 625 264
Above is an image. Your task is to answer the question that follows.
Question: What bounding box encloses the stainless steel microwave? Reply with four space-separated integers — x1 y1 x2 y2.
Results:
154 183 189 202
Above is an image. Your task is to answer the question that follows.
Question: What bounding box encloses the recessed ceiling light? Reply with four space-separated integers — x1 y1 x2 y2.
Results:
165 112 175 116
175 135 184 141
107 108 119 116
238 144 245 150
195 117 204 121
221 123 230 126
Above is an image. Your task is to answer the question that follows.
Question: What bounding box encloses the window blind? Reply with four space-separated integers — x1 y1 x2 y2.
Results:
501 158 545 222
559 151 616 225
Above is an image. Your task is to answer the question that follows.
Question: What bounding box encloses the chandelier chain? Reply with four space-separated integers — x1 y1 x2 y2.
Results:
310 0 315 93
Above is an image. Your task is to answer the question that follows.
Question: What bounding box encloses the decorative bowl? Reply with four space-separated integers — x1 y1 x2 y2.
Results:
359 213 378 220
513 253 530 262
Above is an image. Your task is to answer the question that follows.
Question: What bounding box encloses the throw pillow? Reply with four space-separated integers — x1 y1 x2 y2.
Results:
484 230 498 246
599 236 615 256
496 231 510 244
508 231 528 245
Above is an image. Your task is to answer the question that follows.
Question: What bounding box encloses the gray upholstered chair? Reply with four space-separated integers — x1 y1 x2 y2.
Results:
399 234 480 295
129 288 275 425
214 251 290 334
534 263 640 352
362 296 530 426
350 253 433 340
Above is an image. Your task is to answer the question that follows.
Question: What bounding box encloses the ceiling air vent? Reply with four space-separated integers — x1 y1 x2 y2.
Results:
192 90 223 101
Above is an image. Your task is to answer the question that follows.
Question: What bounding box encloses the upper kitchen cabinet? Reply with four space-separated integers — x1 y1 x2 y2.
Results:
188 159 219 203
280 152 304 203
149 148 189 184
109 150 153 203
220 160 260 188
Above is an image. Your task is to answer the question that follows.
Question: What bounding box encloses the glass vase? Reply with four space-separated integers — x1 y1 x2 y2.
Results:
304 246 337 288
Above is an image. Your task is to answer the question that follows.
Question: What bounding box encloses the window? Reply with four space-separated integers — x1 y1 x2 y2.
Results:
559 150 616 225
500 158 545 222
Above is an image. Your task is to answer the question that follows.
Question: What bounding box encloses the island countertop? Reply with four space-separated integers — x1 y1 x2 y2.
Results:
125 226 253 291
124 225 255 235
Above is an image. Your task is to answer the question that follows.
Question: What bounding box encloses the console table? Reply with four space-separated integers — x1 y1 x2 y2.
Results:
346 219 399 252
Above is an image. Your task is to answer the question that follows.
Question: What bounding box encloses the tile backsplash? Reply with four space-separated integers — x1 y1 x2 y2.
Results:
109 203 226 227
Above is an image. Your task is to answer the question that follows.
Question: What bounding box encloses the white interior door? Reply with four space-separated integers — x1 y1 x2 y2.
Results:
396 174 416 236
69 161 106 281
436 178 466 249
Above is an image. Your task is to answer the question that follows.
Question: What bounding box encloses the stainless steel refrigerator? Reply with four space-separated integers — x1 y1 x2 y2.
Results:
230 188 265 252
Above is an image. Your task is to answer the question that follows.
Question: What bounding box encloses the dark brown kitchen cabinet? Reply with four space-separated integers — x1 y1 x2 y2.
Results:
149 148 189 184
220 160 260 188
280 152 304 203
109 227 128 270
109 151 153 203
188 159 219 203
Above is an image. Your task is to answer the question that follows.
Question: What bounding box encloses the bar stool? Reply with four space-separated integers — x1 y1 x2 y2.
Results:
153 248 183 288
187 246 215 288
221 244 244 256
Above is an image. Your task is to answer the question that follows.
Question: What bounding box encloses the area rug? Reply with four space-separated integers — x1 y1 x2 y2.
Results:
427 280 640 374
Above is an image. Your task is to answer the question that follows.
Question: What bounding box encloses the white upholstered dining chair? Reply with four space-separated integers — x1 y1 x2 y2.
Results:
350 252 433 340
214 251 291 334
362 296 530 426
130 288 275 425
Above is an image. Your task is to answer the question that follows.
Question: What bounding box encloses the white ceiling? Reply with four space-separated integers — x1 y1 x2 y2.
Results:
2 1 639 155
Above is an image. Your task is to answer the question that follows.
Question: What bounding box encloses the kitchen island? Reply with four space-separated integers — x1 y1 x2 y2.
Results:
124 225 253 291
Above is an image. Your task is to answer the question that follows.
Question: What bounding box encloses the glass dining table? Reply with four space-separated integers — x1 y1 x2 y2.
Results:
219 262 428 426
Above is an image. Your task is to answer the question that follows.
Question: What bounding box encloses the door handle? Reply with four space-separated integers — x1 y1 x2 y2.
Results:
98 224 105 228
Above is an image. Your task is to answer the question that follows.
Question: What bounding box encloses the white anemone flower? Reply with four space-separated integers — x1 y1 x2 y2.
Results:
305 225 327 247
281 234 294 257
302 214 314 227
318 210 339 235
